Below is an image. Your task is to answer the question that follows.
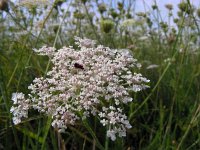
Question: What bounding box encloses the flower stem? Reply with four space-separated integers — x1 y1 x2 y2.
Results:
82 119 104 150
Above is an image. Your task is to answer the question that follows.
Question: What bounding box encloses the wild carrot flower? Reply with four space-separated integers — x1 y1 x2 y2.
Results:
10 37 150 141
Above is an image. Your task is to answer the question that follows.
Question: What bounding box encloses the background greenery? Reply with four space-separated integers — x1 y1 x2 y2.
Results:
0 0 200 149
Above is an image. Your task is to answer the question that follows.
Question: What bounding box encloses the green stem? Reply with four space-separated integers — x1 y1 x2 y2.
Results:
82 119 104 150
129 11 187 121
41 116 52 150
104 125 109 150
45 0 72 75
177 104 200 150
83 3 102 44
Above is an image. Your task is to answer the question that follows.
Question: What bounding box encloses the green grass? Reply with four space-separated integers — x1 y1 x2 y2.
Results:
0 0 200 149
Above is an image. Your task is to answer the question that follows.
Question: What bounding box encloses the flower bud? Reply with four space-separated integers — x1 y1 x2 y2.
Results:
178 2 188 12
73 10 84 19
117 2 123 11
160 22 168 32
98 3 106 14
100 19 114 33
0 0 8 11
110 9 118 19
173 18 179 24
152 4 158 10
165 4 173 10
178 2 194 14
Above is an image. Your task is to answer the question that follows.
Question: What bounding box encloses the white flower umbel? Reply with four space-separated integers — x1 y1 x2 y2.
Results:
10 93 30 124
10 37 150 141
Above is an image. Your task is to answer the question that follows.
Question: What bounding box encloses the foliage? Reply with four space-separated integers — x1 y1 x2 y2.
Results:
0 0 200 149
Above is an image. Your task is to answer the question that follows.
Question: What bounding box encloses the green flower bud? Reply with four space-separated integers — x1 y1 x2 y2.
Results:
160 22 168 32
73 10 84 19
178 2 188 12
173 18 179 24
152 4 158 10
98 3 107 14
100 19 115 33
110 10 118 19
146 17 152 28
117 2 123 10
178 2 194 14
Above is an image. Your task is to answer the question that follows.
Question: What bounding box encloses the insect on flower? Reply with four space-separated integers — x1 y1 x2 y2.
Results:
74 63 84 70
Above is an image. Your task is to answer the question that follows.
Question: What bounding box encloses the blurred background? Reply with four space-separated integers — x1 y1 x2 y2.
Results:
0 0 200 149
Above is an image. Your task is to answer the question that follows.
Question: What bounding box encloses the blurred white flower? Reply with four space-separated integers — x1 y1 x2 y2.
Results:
146 64 159 69
120 19 136 30
139 35 149 41
164 58 175 64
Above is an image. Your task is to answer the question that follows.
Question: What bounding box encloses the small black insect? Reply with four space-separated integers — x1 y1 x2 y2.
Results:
74 63 84 70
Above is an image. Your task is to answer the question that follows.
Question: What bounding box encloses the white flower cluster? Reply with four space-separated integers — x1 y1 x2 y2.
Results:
10 93 30 125
10 37 150 141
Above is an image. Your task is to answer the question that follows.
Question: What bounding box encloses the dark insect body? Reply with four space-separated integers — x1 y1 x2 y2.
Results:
74 63 84 70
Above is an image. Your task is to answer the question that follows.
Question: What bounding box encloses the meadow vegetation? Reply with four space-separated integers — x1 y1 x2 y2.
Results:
0 0 200 149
